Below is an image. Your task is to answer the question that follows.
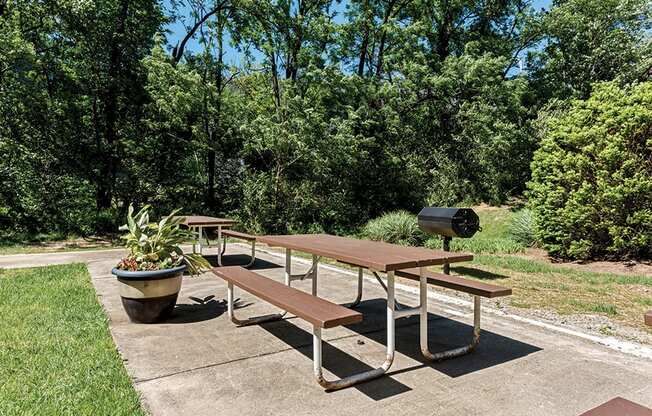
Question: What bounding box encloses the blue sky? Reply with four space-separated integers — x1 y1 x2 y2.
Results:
164 0 552 66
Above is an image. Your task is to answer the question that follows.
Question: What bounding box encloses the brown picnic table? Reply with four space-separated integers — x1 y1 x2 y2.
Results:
176 216 257 267
228 233 508 389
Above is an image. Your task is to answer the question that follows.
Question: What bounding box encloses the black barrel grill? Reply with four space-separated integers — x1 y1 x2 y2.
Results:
417 207 481 274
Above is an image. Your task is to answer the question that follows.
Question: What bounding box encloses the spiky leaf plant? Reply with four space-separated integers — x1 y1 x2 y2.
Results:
117 204 210 275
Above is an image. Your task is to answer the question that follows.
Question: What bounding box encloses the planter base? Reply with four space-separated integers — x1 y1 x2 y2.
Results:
121 293 179 323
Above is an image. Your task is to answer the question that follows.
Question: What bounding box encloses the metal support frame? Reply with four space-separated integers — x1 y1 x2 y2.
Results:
286 254 321 284
312 271 396 391
191 226 206 255
419 266 481 361
225 250 481 391
347 268 364 308
220 236 257 268
372 271 410 311
227 281 285 326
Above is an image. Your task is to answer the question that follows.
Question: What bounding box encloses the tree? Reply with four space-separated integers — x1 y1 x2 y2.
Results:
529 0 652 100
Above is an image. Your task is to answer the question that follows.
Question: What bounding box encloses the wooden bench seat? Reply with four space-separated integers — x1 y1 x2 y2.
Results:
394 268 512 298
213 266 362 328
579 397 652 416
222 229 256 241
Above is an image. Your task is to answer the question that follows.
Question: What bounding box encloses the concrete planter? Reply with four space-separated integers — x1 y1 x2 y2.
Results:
111 265 186 323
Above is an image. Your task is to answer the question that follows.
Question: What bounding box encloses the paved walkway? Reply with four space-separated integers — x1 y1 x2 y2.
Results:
2 247 652 415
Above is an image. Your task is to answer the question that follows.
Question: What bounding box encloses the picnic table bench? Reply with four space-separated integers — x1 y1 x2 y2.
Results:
212 233 512 390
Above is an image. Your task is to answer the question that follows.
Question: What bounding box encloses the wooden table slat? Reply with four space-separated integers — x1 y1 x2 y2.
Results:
174 216 236 227
257 234 472 272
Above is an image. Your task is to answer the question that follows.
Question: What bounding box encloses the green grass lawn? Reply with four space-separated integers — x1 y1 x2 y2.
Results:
0 264 145 415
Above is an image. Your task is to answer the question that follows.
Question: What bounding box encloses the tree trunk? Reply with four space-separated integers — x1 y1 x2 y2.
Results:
375 0 397 78
97 0 129 210
436 2 452 61
357 0 371 77
207 15 226 209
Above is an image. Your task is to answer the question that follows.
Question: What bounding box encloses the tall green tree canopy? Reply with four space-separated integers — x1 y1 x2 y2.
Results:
1 0 650 260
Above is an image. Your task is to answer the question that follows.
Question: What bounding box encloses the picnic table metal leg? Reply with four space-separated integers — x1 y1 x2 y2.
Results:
419 266 481 361
244 241 256 268
227 282 285 326
220 235 256 268
216 226 223 267
285 248 292 286
312 271 396 391
192 226 203 254
311 254 318 296
347 268 363 308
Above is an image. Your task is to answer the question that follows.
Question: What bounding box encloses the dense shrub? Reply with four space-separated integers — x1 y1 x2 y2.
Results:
363 211 426 246
508 209 536 247
528 82 652 260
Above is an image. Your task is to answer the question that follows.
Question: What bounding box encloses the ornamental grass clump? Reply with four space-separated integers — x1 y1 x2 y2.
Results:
116 204 210 275
363 211 426 246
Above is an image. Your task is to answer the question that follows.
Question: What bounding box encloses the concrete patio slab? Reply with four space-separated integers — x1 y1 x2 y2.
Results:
2 245 651 416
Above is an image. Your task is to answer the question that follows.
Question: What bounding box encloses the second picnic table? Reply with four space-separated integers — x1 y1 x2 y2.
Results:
179 216 258 267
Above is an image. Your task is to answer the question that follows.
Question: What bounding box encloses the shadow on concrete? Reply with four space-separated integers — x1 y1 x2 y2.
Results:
204 254 281 270
259 319 413 401
256 297 540 399
450 266 508 280
345 299 542 378
164 297 251 324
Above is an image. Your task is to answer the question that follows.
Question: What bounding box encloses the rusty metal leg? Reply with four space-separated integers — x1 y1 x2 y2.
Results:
227 282 284 326
420 267 480 361
347 268 363 308
312 271 396 391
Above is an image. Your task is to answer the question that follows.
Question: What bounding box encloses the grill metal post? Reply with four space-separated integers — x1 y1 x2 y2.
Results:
442 236 451 275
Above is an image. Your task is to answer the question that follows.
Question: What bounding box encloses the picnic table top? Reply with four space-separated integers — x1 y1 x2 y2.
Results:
176 216 236 227
257 233 472 272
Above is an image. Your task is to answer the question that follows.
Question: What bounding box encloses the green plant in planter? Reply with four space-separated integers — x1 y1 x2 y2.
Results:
113 205 212 323
117 204 210 275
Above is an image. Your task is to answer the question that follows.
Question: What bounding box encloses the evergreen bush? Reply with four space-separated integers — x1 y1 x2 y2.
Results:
528 82 652 260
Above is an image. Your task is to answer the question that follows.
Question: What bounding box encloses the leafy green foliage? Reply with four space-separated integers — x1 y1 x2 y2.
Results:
1 0 651 261
363 211 426 246
528 82 652 259
118 205 210 274
529 0 652 101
